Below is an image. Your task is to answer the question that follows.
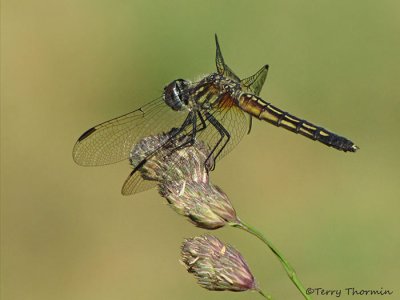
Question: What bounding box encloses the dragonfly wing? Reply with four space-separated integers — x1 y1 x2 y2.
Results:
197 94 249 161
214 34 240 82
241 65 269 96
73 97 187 166
121 170 158 195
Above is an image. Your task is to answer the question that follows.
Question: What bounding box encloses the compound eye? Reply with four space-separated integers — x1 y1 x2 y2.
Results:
175 80 183 95
175 79 187 88
175 79 190 104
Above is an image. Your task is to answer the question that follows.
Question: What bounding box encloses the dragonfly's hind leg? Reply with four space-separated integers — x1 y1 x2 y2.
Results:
204 111 231 171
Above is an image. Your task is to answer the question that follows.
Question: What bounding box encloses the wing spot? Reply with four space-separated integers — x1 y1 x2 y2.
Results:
77 127 97 142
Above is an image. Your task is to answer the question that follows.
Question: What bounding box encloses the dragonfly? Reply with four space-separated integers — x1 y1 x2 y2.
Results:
73 35 358 195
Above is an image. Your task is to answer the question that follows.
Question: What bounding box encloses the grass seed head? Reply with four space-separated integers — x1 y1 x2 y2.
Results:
181 235 258 292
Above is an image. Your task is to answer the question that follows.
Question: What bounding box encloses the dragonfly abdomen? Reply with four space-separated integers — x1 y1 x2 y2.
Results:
238 93 358 152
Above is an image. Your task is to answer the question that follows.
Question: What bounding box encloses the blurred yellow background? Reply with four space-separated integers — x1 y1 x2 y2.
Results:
2 1 399 299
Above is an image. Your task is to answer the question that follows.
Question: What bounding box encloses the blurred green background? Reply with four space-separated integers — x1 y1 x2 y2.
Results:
2 0 399 299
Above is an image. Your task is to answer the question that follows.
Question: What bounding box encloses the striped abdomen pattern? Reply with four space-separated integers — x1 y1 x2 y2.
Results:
238 93 358 152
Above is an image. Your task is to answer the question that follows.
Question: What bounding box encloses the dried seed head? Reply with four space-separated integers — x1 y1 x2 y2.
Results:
130 133 210 183
130 134 238 229
160 181 238 229
129 133 171 182
181 235 257 292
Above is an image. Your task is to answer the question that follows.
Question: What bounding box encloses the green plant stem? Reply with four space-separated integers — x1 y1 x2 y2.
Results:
258 289 272 299
231 219 312 300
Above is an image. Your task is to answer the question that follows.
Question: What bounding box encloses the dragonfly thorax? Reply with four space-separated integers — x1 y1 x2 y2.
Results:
206 73 242 97
163 79 191 111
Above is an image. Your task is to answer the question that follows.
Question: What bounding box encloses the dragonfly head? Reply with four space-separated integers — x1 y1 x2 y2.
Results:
163 79 191 111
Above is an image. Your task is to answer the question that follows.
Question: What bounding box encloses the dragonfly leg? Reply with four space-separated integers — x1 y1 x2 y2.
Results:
171 111 198 151
204 111 231 171
170 110 208 152
212 119 231 165
197 111 207 132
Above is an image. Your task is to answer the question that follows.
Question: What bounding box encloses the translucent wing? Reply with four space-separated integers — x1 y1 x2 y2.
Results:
73 97 188 167
241 65 269 96
121 170 158 195
197 94 249 161
215 34 240 82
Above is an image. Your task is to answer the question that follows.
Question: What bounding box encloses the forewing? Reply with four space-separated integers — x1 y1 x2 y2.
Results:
215 34 240 82
73 97 187 166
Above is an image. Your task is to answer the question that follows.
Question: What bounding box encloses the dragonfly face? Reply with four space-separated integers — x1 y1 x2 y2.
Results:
73 34 358 195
